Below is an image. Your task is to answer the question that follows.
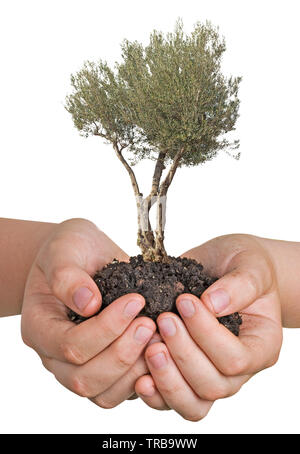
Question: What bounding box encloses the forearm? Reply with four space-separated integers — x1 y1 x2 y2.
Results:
257 236 300 328
0 218 56 316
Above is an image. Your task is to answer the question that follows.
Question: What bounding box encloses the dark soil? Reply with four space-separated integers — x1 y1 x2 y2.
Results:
69 255 242 336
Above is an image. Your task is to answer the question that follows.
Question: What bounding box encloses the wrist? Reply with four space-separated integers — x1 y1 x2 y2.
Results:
0 219 57 316
254 236 299 327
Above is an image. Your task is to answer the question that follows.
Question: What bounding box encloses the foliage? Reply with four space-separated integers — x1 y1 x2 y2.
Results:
65 18 241 260
65 18 241 167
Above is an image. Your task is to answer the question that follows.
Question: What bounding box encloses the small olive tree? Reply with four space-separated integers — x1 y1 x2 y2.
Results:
66 19 241 262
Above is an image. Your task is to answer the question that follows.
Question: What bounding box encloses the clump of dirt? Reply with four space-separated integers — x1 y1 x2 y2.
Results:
69 255 242 336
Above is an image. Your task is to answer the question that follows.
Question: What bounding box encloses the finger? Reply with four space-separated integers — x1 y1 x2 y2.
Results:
135 375 170 411
40 263 101 318
200 249 273 317
41 351 147 407
59 293 146 364
176 293 270 376
93 333 165 409
43 317 156 398
91 356 149 409
21 286 75 359
37 233 103 318
147 332 163 346
145 342 213 422
24 290 145 363
177 294 246 374
157 313 249 400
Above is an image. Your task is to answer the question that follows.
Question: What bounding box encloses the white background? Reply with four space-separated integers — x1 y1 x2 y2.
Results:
0 0 300 434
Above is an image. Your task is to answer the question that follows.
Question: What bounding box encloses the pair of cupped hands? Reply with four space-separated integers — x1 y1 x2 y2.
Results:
21 219 282 421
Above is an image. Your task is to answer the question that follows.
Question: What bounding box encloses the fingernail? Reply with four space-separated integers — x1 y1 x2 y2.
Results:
148 352 167 369
178 298 195 318
208 289 230 313
158 318 176 337
124 299 143 318
72 287 94 311
134 326 153 344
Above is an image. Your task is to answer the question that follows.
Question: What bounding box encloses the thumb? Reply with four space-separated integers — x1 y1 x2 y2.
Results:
38 241 102 318
49 265 102 318
201 250 274 316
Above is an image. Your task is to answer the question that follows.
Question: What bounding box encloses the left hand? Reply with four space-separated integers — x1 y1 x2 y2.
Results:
134 234 283 421
21 218 156 409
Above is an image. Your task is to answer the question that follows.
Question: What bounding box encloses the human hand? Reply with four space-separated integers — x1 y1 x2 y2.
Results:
21 218 156 408
135 234 282 421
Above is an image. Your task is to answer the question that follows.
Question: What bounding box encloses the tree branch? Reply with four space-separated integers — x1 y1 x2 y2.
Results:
94 130 108 139
112 142 142 197
113 142 151 244
145 150 166 209
159 146 185 196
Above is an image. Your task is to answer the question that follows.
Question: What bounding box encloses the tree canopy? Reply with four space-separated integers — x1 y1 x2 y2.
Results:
66 18 241 166
65 18 241 261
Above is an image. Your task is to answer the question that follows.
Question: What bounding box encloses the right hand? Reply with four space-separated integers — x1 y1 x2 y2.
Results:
21 218 156 409
135 234 282 420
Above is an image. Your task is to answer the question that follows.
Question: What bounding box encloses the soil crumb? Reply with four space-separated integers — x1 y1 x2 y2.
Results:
69 255 242 336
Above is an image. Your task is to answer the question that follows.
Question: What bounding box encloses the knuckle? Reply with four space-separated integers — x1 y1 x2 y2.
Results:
182 411 205 422
51 265 74 296
114 345 134 370
222 355 249 376
61 217 91 228
41 356 52 372
266 350 280 368
21 327 32 348
131 358 149 377
159 382 183 396
241 270 258 295
173 349 190 367
60 341 86 365
44 238 64 263
21 313 35 349
201 383 230 401
93 396 117 410
102 322 121 342
69 374 92 398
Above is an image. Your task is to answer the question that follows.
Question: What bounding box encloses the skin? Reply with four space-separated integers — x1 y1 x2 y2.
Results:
256 237 300 328
1 218 300 420
21 218 156 408
135 235 283 420
0 218 55 316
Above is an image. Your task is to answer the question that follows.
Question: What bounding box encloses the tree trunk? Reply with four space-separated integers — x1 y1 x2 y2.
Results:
154 194 168 262
136 195 156 261
136 147 185 262
113 141 183 263
136 194 168 262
